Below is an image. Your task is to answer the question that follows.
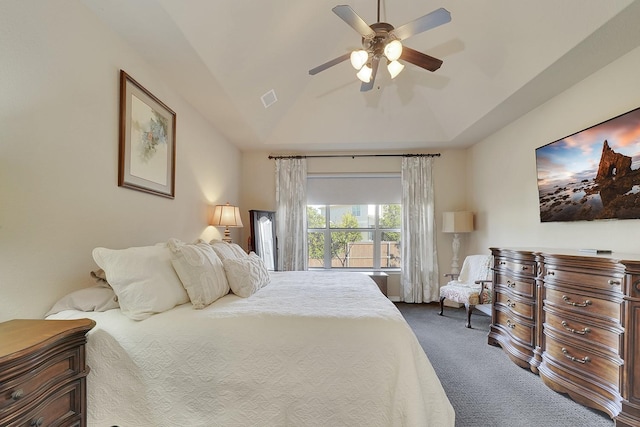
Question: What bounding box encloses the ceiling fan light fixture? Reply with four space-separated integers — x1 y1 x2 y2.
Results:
384 40 403 61
356 64 373 82
350 50 369 70
387 60 405 79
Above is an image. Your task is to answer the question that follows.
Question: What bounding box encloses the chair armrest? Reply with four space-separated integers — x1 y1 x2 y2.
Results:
444 273 460 281
475 279 492 290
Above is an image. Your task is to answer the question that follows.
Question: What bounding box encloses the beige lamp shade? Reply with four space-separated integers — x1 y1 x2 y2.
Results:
211 203 243 243
442 211 474 233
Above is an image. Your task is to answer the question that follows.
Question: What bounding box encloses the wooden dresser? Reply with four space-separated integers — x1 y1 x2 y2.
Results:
488 248 640 426
0 319 95 427
488 248 540 371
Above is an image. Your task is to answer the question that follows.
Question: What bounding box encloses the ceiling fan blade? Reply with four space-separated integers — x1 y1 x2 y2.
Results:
390 7 451 41
400 46 443 72
309 52 351 75
332 5 376 38
360 56 380 92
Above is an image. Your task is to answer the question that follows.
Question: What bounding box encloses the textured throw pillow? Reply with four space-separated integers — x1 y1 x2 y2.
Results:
92 244 190 320
167 238 230 309
229 243 248 258
45 286 119 317
222 252 270 298
209 240 244 261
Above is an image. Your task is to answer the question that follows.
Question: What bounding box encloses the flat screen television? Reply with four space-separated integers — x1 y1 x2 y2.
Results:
535 106 640 222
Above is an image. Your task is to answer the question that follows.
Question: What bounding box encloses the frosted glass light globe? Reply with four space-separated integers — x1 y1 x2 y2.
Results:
384 40 403 61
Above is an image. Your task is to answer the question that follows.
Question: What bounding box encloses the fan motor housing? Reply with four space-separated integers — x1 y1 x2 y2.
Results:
363 22 396 56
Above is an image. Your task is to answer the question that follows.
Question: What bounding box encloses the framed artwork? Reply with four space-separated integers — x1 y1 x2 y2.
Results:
119 70 176 198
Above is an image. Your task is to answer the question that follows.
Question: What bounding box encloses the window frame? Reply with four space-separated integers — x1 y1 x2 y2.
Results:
307 204 401 271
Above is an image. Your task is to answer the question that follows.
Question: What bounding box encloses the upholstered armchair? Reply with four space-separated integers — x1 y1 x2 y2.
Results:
438 254 493 328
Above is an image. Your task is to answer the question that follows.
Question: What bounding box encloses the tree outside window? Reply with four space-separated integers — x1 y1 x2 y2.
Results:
307 204 401 269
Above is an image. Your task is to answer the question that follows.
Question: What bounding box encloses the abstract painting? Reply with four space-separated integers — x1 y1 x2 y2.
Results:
119 70 176 198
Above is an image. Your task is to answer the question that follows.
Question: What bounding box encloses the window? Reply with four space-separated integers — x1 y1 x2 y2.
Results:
307 204 401 269
306 173 401 270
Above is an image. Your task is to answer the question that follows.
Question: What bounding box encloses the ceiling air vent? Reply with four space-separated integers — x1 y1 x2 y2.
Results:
261 89 277 108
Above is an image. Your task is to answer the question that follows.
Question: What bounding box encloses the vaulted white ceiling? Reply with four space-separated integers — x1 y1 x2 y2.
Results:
81 0 640 152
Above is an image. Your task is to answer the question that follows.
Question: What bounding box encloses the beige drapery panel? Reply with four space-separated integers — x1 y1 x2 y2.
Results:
401 157 439 302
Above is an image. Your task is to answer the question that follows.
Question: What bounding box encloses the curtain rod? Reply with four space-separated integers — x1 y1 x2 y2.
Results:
268 153 440 160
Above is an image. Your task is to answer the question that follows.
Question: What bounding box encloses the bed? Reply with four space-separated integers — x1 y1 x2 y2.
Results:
47 241 455 427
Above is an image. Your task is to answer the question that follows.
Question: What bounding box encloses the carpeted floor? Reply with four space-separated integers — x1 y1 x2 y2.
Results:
396 302 614 427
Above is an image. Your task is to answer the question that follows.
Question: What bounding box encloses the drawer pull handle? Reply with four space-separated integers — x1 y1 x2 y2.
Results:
506 319 516 329
506 299 516 308
521 265 528 271
547 270 555 276
608 279 620 286
499 261 506 265
561 321 590 335
561 347 590 364
507 281 516 288
562 295 592 307
31 417 44 427
11 389 24 400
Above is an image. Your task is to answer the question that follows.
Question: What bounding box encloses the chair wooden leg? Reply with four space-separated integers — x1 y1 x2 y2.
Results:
464 304 475 328
439 297 445 315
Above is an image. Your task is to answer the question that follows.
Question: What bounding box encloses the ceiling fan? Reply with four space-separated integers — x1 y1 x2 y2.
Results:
309 1 451 91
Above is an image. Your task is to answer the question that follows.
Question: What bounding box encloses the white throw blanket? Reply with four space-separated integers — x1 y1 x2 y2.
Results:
49 271 455 426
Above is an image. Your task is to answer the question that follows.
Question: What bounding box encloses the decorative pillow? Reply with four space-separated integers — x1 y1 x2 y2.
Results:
45 286 119 317
229 243 248 258
209 240 245 261
167 238 229 309
92 244 190 320
222 252 270 298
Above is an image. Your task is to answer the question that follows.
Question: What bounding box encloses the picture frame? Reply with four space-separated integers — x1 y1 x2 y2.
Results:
119 70 176 198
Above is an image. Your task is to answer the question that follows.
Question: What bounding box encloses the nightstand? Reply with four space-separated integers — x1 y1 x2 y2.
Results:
0 318 95 427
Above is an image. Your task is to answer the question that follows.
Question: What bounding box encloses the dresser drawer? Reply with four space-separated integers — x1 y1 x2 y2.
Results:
544 310 622 354
6 380 82 427
0 348 80 413
545 288 621 323
495 258 536 278
495 273 534 299
495 309 534 347
545 265 623 292
543 336 622 388
495 291 534 320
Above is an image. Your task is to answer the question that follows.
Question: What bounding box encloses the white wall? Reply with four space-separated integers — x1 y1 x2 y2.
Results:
0 0 241 322
467 46 640 254
240 150 470 299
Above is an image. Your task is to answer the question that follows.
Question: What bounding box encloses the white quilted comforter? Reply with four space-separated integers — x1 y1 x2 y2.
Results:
49 271 454 427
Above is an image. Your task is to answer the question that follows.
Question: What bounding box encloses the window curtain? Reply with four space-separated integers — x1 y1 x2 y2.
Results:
275 158 308 271
401 157 439 303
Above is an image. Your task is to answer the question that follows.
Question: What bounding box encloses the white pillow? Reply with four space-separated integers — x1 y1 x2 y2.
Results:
228 243 248 258
209 239 245 260
167 238 229 309
45 286 119 317
222 252 270 298
92 245 189 320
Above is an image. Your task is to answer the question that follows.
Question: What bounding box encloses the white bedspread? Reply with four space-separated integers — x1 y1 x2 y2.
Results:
48 271 454 427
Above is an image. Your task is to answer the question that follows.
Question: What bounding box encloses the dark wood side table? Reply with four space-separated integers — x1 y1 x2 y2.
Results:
0 318 95 426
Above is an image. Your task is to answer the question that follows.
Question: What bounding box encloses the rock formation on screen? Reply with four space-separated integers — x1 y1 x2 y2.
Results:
595 140 632 181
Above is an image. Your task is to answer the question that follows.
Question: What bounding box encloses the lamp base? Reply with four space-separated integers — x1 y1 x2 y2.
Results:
450 233 461 275
222 227 232 244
